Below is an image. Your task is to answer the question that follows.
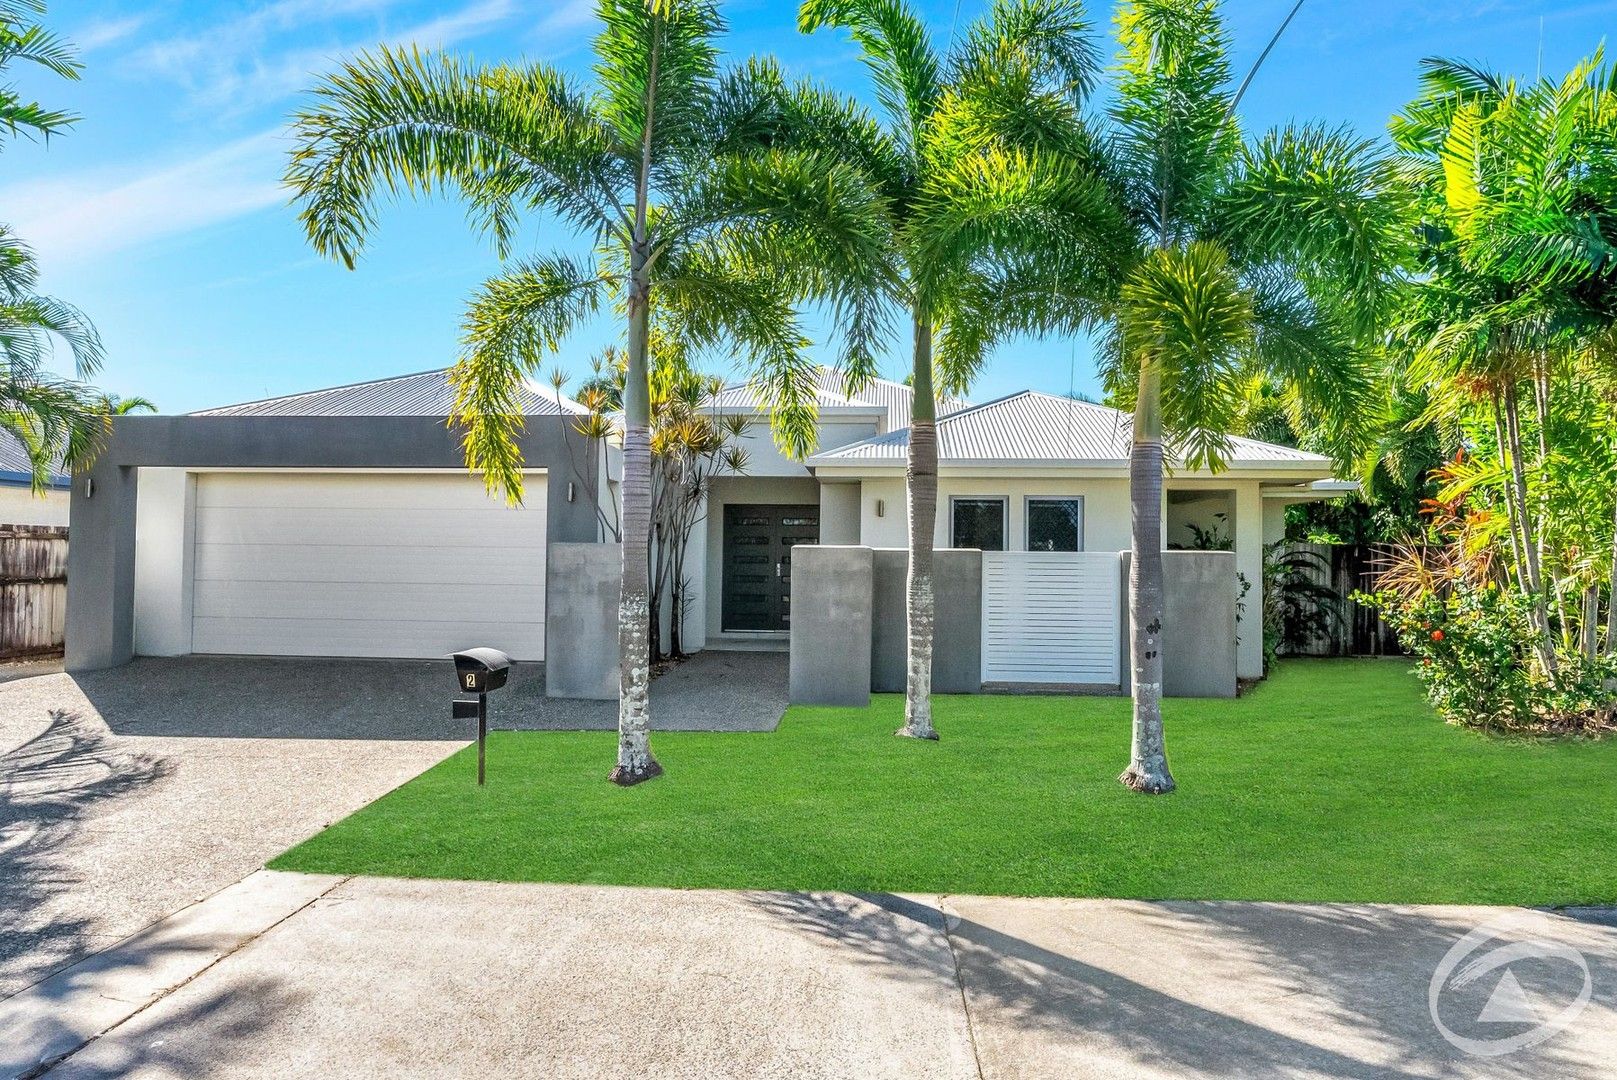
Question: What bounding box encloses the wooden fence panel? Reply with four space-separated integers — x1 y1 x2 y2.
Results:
0 524 68 658
1276 541 1403 658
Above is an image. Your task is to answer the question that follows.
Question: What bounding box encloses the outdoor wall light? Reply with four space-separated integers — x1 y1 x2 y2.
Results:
451 647 512 786
83 476 94 499
876 498 885 517
567 481 576 503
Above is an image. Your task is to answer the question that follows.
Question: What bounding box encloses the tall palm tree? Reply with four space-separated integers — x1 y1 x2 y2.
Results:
1077 0 1401 792
0 4 110 489
286 0 888 784
796 0 1121 739
1394 52 1617 669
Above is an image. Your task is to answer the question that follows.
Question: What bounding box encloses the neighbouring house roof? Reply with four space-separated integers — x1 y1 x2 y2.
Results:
0 432 67 488
192 369 587 417
712 368 971 432
807 390 1335 474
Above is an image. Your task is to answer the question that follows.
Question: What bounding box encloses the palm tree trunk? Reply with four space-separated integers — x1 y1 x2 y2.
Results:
1606 491 1617 658
607 13 662 786
1121 360 1174 794
1503 381 1558 678
611 260 661 786
898 307 939 741
1493 395 1532 599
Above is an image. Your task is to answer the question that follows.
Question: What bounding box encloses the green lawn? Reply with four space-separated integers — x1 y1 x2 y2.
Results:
271 660 1617 906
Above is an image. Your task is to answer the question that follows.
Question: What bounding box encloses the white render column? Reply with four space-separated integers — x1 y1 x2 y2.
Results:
1233 482 1265 679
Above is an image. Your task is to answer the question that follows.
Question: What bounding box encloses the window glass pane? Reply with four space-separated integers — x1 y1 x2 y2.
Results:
1027 498 1083 552
952 498 1005 551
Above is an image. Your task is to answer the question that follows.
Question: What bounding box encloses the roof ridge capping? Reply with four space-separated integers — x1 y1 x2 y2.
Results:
192 368 587 417
807 387 1332 467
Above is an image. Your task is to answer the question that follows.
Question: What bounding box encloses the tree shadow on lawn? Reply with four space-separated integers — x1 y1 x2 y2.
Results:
751 891 1614 1078
0 710 173 1000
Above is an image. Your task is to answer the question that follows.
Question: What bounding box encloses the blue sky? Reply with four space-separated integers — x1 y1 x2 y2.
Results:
6 0 1616 413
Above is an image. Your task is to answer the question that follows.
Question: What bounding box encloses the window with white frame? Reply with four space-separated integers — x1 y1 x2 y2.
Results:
950 496 1006 551
1026 496 1084 552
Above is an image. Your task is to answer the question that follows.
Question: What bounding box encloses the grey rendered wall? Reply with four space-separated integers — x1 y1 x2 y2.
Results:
67 414 601 672
545 543 620 699
1119 550 1238 698
788 546 873 706
870 548 982 693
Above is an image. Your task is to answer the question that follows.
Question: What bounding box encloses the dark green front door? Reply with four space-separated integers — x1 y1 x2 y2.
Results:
722 504 819 631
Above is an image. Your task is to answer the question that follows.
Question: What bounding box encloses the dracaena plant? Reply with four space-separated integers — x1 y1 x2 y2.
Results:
286 0 890 785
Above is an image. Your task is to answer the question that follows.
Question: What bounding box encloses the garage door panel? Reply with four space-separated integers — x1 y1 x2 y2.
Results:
191 473 546 661
194 508 544 549
192 618 545 660
194 543 546 584
193 580 545 623
195 472 541 511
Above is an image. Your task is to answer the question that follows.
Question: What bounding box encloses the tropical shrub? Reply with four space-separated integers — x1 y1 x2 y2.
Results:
1263 544 1341 665
1359 585 1616 734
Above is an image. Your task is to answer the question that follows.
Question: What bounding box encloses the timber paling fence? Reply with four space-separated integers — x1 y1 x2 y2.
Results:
1279 541 1404 658
0 524 67 659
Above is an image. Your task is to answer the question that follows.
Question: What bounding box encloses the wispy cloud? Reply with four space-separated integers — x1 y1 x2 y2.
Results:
537 0 594 35
0 131 288 267
73 14 151 53
128 0 521 114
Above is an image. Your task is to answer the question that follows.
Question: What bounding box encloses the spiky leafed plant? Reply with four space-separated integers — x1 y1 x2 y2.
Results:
1082 0 1401 792
0 4 110 489
795 0 1123 740
286 0 889 785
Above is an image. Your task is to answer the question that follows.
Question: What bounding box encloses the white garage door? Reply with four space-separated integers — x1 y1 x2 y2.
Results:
191 472 546 660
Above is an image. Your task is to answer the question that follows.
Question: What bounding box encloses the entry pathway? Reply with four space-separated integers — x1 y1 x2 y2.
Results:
5 875 1614 1079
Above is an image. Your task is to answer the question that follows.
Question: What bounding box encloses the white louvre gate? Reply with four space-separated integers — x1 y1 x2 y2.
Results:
981 552 1121 686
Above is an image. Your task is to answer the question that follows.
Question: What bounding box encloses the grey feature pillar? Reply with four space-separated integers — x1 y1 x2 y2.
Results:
1121 549 1238 698
544 542 621 699
871 548 982 693
64 462 138 672
789 545 873 706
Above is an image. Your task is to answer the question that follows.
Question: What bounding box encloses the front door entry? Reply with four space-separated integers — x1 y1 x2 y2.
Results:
722 504 819 631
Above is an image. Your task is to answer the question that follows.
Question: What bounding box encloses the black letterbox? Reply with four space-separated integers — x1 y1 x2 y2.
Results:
453 647 512 694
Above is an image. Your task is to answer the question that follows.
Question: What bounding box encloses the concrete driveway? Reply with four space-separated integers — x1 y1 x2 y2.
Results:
0 673 459 1001
4 874 1615 1079
0 651 786 1001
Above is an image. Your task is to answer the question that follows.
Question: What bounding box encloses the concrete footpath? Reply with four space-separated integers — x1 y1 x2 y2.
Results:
2 873 1614 1079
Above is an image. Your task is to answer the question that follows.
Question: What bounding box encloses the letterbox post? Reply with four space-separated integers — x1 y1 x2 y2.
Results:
476 692 487 785
451 647 512 788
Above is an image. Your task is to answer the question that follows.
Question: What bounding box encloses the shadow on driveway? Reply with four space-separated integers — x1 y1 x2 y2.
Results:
0 711 172 1000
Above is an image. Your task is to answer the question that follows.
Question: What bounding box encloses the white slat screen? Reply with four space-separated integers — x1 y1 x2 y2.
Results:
981 551 1121 685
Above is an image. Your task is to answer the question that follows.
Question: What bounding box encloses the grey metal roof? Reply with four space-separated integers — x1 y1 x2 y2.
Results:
0 431 67 487
193 369 586 417
713 368 970 433
808 390 1334 471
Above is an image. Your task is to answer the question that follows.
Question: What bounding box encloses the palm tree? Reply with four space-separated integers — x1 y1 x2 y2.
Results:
0 4 110 490
796 0 1121 739
285 0 889 784
1077 0 1401 792
1394 53 1617 668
